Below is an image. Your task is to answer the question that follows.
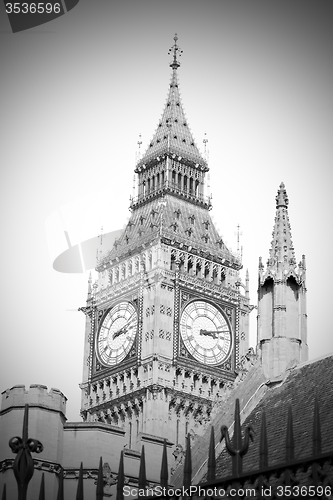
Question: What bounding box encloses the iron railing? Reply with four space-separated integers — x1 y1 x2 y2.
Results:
2 399 333 499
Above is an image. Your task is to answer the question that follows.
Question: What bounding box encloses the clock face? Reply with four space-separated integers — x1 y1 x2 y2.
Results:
96 302 137 366
180 300 232 365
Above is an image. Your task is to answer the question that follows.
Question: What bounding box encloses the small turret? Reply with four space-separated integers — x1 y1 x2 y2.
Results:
0 385 67 466
257 183 308 379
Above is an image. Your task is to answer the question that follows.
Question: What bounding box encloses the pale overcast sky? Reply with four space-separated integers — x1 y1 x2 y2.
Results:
1 0 332 421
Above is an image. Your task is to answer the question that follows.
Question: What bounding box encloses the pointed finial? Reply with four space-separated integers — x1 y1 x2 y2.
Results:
57 468 64 500
135 133 143 167
235 224 242 255
183 433 192 489
117 451 124 500
76 463 84 500
9 404 43 498
137 133 142 158
220 398 254 475
38 473 45 500
99 226 103 245
138 446 147 490
276 182 289 208
96 457 104 500
207 427 216 481
160 439 168 489
168 33 183 70
203 132 208 155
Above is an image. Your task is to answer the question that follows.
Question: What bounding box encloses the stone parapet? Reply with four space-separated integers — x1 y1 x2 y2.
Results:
0 384 67 418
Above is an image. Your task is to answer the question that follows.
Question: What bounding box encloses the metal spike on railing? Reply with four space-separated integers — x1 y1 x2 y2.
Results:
220 398 253 476
233 399 242 451
207 427 216 481
1 484 6 500
8 404 43 500
117 451 124 500
57 468 64 500
160 439 168 489
38 473 45 500
138 446 147 490
286 406 294 462
313 397 322 456
76 463 84 500
183 434 192 490
259 411 268 468
96 457 104 500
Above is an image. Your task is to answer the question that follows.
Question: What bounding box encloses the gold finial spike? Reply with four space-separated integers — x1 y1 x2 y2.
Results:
98 226 103 246
203 132 208 155
203 131 209 162
235 224 242 255
137 133 142 152
168 33 183 70
136 133 143 164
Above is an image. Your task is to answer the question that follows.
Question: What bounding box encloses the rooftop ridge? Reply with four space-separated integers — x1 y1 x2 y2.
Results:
290 351 333 371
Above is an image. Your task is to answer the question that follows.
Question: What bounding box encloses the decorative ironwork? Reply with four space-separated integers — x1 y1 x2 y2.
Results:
8 404 43 500
220 398 254 475
4 397 333 499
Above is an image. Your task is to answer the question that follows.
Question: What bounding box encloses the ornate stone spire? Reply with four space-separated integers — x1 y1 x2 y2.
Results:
257 183 308 379
136 34 207 171
266 182 296 275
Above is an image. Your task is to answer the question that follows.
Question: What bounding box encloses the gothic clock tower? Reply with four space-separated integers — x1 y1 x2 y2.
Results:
79 35 251 453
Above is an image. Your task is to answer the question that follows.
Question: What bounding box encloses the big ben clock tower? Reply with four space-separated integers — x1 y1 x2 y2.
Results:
80 35 251 453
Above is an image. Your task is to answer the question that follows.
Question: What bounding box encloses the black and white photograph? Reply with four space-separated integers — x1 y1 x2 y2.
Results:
0 1 332 498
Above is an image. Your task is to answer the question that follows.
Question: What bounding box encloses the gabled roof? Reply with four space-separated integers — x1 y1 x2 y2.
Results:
136 35 207 171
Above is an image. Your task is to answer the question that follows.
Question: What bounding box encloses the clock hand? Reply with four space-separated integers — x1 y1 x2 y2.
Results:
113 326 128 339
113 315 137 340
200 329 224 339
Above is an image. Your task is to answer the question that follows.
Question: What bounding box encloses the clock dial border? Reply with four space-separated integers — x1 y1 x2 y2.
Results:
96 301 138 367
179 300 233 366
